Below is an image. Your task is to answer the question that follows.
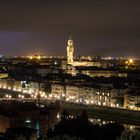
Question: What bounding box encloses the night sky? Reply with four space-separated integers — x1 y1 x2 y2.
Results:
0 0 140 57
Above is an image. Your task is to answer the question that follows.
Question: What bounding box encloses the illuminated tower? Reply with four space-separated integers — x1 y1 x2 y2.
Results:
67 36 74 64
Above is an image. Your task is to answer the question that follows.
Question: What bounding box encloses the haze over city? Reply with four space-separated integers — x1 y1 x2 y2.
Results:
1 1 140 140
0 0 140 57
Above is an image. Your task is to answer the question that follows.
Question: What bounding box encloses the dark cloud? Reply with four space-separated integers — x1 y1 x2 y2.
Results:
0 0 140 56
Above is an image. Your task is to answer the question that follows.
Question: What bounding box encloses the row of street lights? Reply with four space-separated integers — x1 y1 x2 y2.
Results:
0 84 121 108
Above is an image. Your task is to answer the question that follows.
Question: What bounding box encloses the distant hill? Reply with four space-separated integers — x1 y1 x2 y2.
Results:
90 46 140 57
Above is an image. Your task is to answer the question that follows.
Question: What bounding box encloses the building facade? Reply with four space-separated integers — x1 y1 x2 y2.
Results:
124 93 140 111
51 83 120 107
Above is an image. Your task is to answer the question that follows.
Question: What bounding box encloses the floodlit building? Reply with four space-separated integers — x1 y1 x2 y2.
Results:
51 83 120 107
124 92 140 111
0 73 8 78
94 88 118 107
51 84 66 98
81 70 119 77
66 37 100 67
76 66 127 78
67 36 74 64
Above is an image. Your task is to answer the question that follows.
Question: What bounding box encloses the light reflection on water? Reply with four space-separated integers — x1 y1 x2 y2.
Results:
36 121 40 138
24 119 40 138
23 112 140 138
56 112 140 132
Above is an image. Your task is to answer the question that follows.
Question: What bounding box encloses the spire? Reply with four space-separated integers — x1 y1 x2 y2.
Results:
69 36 72 40
67 35 73 46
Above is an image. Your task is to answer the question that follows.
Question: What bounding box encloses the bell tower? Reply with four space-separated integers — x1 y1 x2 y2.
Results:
67 36 74 64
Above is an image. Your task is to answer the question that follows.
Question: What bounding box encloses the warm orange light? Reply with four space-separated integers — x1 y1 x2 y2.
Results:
129 58 133 64
125 58 134 65
125 61 128 64
29 56 33 59
37 55 41 60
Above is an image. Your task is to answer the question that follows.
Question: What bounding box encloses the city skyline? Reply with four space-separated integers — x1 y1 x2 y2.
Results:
0 1 140 139
0 0 140 57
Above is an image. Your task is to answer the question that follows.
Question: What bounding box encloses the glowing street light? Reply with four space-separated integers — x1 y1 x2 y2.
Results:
8 95 12 99
62 94 65 97
98 102 101 106
13 87 16 91
116 104 119 107
49 94 52 98
6 94 9 98
91 101 94 104
31 94 34 98
8 87 11 90
125 58 134 66
125 61 128 64
129 58 133 64
21 95 24 99
29 56 33 59
6 94 12 99
18 94 21 98
76 99 79 103
57 112 60 119
37 55 41 60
